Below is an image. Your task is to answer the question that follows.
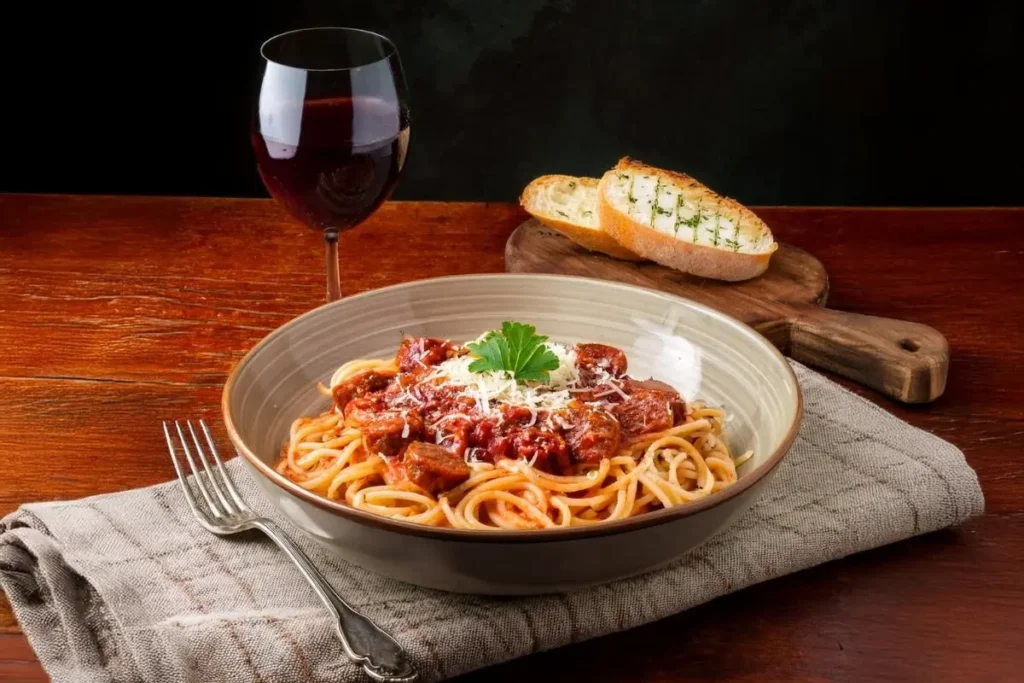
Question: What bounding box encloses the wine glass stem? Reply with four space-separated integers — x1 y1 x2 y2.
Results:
324 231 342 302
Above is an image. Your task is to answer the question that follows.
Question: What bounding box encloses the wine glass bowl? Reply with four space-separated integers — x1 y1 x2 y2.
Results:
252 27 410 301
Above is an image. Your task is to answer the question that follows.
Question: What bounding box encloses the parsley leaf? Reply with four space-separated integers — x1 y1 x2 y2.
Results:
467 332 508 375
515 344 561 382
467 321 560 383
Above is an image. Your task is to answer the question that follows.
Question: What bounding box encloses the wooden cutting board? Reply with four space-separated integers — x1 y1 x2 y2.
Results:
505 220 949 404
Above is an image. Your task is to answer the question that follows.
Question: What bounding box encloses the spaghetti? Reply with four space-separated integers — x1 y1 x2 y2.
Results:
275 327 752 530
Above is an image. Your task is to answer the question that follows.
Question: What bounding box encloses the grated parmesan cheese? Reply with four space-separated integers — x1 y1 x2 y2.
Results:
423 342 582 419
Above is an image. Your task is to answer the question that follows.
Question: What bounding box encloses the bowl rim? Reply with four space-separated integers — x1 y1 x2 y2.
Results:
222 273 803 543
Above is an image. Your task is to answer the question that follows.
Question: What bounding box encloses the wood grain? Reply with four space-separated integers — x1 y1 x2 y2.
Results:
1 195 1023 682
507 220 950 403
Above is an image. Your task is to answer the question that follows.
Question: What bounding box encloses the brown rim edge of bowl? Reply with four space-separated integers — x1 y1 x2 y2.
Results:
221 273 804 544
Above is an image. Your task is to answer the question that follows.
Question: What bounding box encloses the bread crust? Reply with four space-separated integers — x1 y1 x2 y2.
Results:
597 158 776 281
520 175 643 261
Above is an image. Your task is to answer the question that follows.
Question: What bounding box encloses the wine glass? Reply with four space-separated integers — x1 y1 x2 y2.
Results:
252 27 410 302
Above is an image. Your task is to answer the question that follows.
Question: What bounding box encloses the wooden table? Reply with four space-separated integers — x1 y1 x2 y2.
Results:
1 195 1022 682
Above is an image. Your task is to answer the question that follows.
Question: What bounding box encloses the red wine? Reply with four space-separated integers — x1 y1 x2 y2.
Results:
252 96 409 232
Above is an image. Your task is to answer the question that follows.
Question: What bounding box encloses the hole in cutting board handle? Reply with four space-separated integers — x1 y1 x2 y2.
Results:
899 338 920 353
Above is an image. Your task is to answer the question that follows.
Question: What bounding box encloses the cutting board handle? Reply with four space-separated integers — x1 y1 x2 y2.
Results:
788 306 949 403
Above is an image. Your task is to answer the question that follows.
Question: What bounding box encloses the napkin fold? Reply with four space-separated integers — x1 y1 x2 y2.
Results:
1 362 984 683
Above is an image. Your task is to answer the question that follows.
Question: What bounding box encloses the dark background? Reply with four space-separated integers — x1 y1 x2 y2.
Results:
2 1 1021 206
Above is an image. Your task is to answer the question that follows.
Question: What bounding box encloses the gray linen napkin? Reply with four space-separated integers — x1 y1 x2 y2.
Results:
1 362 984 683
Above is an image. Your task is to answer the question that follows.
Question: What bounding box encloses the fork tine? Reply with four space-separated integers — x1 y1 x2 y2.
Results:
174 421 224 518
200 419 249 512
163 422 213 526
187 421 235 514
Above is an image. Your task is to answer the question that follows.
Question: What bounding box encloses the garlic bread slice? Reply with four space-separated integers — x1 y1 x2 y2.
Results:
597 158 777 280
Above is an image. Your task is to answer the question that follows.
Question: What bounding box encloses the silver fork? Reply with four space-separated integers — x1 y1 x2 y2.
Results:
163 419 418 683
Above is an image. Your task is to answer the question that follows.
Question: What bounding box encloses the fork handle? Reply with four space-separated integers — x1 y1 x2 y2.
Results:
251 519 419 682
